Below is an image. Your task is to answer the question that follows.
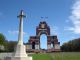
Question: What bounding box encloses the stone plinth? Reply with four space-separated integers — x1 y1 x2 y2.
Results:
11 44 32 60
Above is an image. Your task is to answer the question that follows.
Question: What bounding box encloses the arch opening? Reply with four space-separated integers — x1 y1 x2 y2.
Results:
32 42 35 49
40 34 47 49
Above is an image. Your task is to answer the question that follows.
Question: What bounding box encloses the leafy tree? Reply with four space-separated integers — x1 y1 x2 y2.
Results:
61 38 80 52
0 33 6 45
0 33 17 52
5 41 17 52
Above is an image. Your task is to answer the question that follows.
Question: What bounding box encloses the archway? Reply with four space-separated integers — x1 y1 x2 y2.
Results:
40 34 47 49
32 42 35 49
51 42 54 48
27 21 60 52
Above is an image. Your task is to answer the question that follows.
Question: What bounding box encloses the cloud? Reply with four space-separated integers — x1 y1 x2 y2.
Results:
64 27 74 31
67 0 80 34
50 26 59 35
65 20 70 23
8 30 26 35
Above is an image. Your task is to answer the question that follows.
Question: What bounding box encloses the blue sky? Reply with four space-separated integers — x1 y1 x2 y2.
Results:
0 0 80 49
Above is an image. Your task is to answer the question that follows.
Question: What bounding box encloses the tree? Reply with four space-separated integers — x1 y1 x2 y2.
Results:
61 38 80 52
0 33 6 52
5 41 17 52
0 33 6 45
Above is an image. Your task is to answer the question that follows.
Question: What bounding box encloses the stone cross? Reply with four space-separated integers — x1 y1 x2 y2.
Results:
17 10 26 45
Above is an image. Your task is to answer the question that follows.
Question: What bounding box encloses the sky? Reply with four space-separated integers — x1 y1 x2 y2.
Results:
0 0 80 49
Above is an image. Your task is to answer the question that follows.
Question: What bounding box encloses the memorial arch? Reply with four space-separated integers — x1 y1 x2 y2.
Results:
26 21 60 52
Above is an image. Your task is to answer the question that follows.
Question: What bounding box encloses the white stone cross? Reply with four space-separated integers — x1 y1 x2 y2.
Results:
17 10 26 45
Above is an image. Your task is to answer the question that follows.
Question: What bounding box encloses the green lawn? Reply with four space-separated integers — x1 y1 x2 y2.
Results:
30 52 80 60
31 53 53 60
51 52 80 60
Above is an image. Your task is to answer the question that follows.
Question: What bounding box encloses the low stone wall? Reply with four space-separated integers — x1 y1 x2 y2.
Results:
0 53 12 60
0 53 34 60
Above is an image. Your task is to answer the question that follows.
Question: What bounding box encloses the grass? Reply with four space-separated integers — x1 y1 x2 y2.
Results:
51 52 80 60
31 53 53 60
29 52 80 60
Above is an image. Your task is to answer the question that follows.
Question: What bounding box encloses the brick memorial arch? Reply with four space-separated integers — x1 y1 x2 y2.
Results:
26 21 60 52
